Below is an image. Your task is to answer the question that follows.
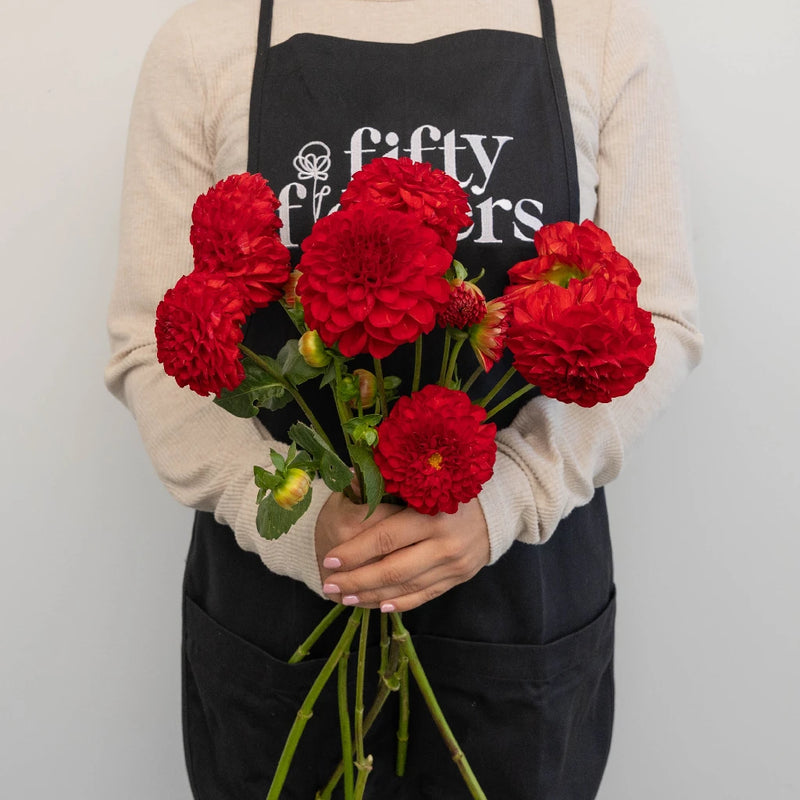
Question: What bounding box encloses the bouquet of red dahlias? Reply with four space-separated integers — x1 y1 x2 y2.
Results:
156 157 656 799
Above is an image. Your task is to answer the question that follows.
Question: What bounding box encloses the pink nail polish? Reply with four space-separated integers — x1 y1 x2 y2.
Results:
342 595 359 606
323 556 342 569
380 602 396 614
323 583 340 595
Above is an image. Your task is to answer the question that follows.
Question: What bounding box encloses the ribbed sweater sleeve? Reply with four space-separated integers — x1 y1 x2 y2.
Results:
105 7 331 596
477 0 703 559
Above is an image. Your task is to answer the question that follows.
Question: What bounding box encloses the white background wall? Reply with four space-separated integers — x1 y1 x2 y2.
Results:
1 0 798 797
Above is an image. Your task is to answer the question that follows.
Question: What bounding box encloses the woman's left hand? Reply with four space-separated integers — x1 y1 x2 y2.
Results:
320 498 490 612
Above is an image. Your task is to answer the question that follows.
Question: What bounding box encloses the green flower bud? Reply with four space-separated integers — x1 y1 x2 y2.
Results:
298 330 331 368
273 468 312 510
349 368 377 410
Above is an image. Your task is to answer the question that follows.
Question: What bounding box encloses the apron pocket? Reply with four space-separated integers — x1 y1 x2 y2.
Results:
182 595 363 800
401 589 616 800
183 591 614 800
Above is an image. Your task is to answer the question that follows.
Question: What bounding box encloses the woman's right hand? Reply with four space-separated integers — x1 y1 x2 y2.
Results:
315 491 403 596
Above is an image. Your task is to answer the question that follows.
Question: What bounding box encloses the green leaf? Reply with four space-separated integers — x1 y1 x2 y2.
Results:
277 340 324 384
357 413 383 427
214 358 292 417
288 451 315 471
318 451 354 492
383 374 402 403
445 259 468 282
254 465 277 489
282 298 306 332
349 445 385 518
288 422 326 458
270 450 286 472
256 490 313 540
342 414 383 445
319 361 338 388
254 465 280 502
289 423 353 492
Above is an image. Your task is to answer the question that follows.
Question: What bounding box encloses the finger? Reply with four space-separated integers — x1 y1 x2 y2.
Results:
377 578 457 613
323 541 464 606
322 509 426 571
316 499 405 589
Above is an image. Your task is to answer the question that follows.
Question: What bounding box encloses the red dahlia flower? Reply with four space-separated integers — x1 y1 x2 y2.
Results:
297 204 452 359
340 157 471 253
505 279 656 407
190 173 291 310
536 218 615 261
155 273 246 397
437 280 487 329
373 385 496 515
508 219 640 299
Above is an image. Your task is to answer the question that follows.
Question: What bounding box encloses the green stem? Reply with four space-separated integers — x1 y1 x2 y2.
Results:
438 330 453 385
355 610 371 766
395 653 410 777
373 358 388 415
266 608 364 800
288 603 347 664
476 365 516 408
316 635 403 799
389 613 488 800
484 383 537 421
443 334 467 389
354 755 373 800
332 361 354 439
379 612 389 677
461 364 484 395
239 344 333 450
330 361 366 504
412 337 423 394
353 608 374 800
338 655 354 800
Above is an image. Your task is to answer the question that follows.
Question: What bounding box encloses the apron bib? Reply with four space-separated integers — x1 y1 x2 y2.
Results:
182 2 615 797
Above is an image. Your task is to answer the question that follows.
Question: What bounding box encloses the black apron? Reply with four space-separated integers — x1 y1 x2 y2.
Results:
182 2 615 797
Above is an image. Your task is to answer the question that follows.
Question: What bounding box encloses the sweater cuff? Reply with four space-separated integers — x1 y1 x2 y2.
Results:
477 450 539 563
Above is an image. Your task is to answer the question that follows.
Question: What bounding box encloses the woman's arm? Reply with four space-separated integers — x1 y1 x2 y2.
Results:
105 8 331 595
478 0 703 559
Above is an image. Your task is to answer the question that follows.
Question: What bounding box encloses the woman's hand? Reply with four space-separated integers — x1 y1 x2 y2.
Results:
315 495 490 613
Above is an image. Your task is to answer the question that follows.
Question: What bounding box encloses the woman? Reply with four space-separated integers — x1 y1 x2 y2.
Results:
106 0 702 797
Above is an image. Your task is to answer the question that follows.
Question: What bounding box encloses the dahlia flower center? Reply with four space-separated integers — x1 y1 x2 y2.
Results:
541 260 586 287
427 452 444 470
344 233 393 287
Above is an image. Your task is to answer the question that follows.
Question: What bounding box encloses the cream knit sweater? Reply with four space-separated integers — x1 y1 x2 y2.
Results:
106 0 702 596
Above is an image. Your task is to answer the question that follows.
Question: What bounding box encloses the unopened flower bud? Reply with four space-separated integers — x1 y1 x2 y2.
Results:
282 269 302 307
273 468 311 510
349 369 377 409
298 330 331 368
469 297 510 372
437 280 487 329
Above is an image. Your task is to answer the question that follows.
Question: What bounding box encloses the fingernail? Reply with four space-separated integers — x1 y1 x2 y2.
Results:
380 602 396 614
323 583 340 595
323 556 342 569
342 595 359 606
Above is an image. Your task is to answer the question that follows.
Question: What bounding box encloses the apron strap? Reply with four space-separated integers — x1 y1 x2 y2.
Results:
248 0 275 173
539 0 581 223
